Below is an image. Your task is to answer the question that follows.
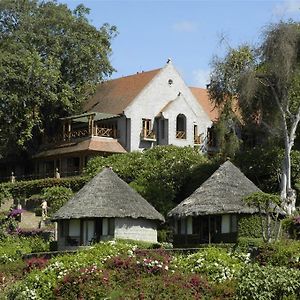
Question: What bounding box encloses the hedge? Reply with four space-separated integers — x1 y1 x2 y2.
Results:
0 176 88 201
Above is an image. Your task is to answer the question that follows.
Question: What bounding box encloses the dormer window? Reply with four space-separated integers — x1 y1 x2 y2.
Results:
176 114 186 139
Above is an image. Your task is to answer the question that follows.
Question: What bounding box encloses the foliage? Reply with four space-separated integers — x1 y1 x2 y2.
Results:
6 241 236 300
244 192 282 242
209 22 300 214
85 145 213 214
0 176 87 202
23 257 49 274
0 235 49 265
41 186 73 214
0 0 117 156
0 185 11 207
236 264 300 300
253 240 300 268
282 214 300 240
238 215 263 238
173 247 247 283
235 147 300 193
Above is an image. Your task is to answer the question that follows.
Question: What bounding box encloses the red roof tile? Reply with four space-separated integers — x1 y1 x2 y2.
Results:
83 69 161 114
190 87 219 122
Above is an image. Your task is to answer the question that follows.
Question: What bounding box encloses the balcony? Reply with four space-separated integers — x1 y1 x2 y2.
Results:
194 134 202 145
140 129 156 142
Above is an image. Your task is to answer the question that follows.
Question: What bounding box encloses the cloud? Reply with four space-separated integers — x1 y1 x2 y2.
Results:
172 21 197 33
273 0 300 16
193 69 210 88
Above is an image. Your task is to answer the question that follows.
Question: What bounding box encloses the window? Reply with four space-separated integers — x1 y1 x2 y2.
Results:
176 114 186 139
221 215 237 233
141 119 155 139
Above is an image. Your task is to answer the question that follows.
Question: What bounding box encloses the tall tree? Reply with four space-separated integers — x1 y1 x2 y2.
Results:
0 0 117 156
209 22 300 214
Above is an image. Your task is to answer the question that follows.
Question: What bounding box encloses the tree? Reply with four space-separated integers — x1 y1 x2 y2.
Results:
0 0 117 156
244 192 282 243
209 22 300 214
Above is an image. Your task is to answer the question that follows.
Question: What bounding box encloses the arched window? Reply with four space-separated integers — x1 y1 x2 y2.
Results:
176 114 186 139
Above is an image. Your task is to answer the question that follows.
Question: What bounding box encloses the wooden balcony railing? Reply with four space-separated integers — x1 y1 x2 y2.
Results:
194 134 202 145
140 129 156 141
96 127 118 138
176 131 186 139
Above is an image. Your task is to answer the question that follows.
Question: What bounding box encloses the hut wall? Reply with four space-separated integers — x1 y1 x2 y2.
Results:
114 218 157 243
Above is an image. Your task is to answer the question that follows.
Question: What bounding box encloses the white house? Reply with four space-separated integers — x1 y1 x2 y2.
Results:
33 60 218 177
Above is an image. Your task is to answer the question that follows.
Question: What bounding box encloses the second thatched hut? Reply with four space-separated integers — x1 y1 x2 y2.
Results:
168 161 261 245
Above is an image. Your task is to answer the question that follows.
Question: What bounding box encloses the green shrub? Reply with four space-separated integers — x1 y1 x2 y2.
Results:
0 176 87 202
254 240 300 268
174 247 246 282
84 145 212 215
236 264 300 300
41 186 73 214
238 215 263 238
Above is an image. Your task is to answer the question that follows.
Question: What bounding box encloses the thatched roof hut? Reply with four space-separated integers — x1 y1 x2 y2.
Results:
52 168 164 222
168 160 261 218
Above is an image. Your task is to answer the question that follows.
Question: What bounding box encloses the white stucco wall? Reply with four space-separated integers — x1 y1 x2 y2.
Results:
114 218 158 243
124 61 212 151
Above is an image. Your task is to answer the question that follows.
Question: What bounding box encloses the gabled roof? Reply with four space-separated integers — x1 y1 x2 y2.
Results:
33 137 126 158
52 168 165 222
83 69 161 114
168 161 261 218
190 87 219 122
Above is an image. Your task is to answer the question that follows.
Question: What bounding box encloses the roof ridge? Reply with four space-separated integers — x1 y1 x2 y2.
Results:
102 68 162 83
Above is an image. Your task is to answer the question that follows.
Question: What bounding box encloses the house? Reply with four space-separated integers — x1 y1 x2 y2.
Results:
32 59 218 178
52 168 165 250
168 161 261 245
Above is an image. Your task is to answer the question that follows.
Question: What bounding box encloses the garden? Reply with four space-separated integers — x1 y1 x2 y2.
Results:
2 235 300 299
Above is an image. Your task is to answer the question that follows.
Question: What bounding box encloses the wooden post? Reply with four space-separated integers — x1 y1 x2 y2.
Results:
62 122 66 141
90 115 94 137
208 216 211 244
68 121 71 141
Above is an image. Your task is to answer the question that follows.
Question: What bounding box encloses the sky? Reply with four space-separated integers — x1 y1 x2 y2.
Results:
57 0 300 87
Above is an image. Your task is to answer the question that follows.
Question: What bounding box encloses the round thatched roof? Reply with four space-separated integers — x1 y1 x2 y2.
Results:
168 161 261 218
52 168 164 222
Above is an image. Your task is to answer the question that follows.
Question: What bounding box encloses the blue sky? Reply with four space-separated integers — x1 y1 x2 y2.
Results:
58 0 300 87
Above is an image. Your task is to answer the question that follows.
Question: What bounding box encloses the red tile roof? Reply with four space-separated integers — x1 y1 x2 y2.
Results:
190 87 219 122
33 137 126 158
83 69 161 114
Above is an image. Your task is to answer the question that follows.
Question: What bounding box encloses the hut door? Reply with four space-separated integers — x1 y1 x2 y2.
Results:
83 220 95 245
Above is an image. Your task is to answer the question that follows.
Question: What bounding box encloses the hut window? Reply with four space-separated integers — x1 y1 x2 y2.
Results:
180 218 186 234
187 216 193 234
231 215 237 232
69 219 80 237
176 114 186 139
102 218 109 235
108 218 115 235
222 215 237 233
221 215 230 234
60 220 69 237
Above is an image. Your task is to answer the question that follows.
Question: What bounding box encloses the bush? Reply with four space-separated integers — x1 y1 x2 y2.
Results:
0 176 87 202
84 145 213 215
236 264 300 300
254 240 300 268
174 247 247 282
238 215 263 238
41 186 73 214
